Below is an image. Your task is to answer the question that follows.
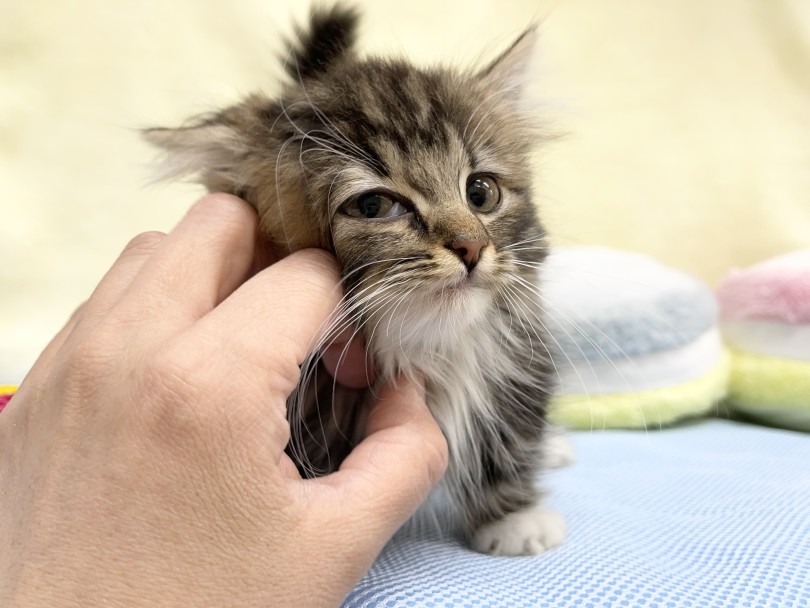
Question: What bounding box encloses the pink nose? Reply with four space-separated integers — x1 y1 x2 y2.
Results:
449 238 489 271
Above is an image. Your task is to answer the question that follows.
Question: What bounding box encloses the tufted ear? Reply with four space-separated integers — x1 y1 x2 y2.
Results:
144 99 326 254
284 4 360 81
145 123 239 190
143 97 273 196
478 26 538 97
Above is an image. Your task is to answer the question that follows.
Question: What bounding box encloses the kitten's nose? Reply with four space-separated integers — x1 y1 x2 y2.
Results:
449 238 489 271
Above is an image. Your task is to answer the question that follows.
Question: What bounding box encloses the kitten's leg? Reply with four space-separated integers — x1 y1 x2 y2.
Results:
462 431 567 556
461 307 569 555
467 469 566 556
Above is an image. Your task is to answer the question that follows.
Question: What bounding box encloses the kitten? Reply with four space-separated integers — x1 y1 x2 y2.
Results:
145 5 565 556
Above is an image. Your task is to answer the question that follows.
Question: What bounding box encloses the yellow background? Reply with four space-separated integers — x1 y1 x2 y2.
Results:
2 0 809 381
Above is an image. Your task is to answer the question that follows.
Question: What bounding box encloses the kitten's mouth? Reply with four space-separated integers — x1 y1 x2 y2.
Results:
438 271 481 297
440 282 470 296
431 272 492 322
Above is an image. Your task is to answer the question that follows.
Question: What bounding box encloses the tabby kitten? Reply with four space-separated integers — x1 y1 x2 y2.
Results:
146 5 565 556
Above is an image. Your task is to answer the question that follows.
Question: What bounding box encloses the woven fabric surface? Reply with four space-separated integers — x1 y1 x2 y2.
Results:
344 420 810 608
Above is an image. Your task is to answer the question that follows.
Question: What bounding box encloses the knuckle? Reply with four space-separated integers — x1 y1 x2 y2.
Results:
192 192 257 232
141 342 205 406
278 249 343 314
395 423 448 489
292 248 340 282
60 327 122 397
139 339 264 440
138 344 216 436
123 231 165 257
268 352 304 401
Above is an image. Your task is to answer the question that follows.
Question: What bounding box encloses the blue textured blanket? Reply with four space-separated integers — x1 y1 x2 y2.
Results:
344 420 810 608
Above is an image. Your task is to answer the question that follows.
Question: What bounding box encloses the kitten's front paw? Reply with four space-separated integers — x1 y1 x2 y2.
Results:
472 505 566 556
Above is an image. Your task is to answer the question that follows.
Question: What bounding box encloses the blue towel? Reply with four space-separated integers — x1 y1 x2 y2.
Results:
542 247 717 361
345 420 810 607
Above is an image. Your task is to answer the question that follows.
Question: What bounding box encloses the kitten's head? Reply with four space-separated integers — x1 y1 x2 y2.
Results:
146 5 549 363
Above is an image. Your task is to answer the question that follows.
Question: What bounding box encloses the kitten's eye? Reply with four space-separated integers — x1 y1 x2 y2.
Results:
344 192 409 220
466 175 501 213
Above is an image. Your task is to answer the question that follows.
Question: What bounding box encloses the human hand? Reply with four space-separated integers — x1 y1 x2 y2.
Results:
0 194 448 607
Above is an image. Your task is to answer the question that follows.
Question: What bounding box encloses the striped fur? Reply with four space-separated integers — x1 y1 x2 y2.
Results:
146 6 565 555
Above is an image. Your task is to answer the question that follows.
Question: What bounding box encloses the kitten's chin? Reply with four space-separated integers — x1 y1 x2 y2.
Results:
438 275 475 296
434 270 500 315
436 282 489 310
433 268 496 317
369 285 493 370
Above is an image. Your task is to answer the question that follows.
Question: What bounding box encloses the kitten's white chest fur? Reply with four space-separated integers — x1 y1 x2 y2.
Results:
373 292 569 556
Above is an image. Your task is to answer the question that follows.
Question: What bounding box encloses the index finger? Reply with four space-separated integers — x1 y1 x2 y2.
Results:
191 248 344 400
113 193 259 331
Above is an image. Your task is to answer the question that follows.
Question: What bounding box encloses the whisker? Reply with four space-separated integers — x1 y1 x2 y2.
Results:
510 272 648 432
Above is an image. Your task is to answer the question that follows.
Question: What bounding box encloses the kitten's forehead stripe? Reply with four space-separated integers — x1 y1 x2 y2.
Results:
311 65 510 212
330 66 453 168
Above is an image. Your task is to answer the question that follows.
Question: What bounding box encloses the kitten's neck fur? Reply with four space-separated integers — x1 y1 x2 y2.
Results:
367 271 554 531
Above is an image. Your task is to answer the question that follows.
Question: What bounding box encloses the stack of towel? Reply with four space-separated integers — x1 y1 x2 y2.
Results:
543 248 729 429
717 250 810 431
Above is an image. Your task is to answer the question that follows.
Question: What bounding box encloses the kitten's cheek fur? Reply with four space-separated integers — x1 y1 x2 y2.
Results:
472 506 567 556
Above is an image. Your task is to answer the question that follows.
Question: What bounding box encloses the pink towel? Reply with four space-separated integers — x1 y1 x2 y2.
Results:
717 250 810 324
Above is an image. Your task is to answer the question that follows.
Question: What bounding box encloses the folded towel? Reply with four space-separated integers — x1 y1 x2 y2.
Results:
720 319 810 362
717 250 810 324
717 250 810 431
543 247 728 429
551 355 729 430
542 248 717 361
726 350 810 431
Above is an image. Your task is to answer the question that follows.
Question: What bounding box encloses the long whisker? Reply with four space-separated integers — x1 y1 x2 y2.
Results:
509 272 648 432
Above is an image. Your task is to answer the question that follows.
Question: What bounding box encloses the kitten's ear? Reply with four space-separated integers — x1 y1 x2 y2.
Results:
479 26 538 95
284 4 360 81
143 102 264 194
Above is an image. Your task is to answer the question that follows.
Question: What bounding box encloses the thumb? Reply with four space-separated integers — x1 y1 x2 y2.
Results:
324 374 448 543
